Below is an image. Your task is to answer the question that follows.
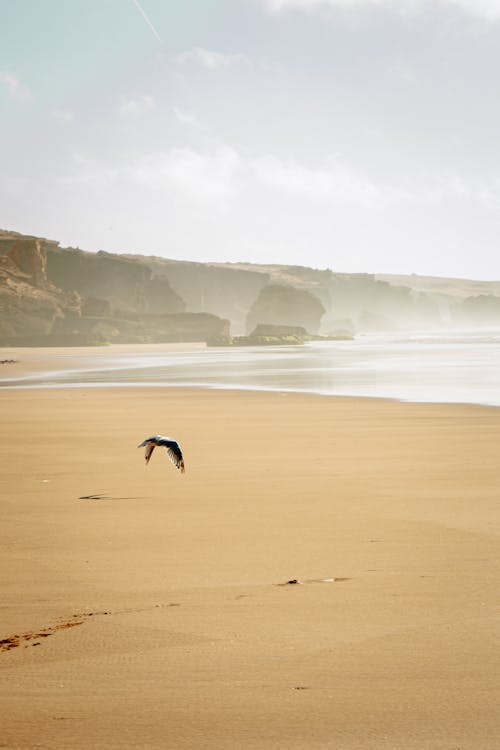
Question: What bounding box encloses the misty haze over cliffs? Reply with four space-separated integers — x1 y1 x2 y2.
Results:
2 229 500 347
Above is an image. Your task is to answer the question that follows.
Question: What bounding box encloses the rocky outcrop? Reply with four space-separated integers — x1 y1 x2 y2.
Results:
137 313 230 342
246 284 325 334
126 256 269 334
46 246 185 315
322 273 442 332
251 324 309 338
0 235 50 287
4 227 500 346
0 231 230 345
53 311 229 344
81 296 112 317
452 294 500 325
0 232 81 342
207 323 352 347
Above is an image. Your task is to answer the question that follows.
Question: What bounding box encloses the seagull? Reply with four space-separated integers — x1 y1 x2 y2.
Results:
138 435 185 473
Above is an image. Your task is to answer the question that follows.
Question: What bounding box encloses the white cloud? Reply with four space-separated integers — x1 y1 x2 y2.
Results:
51 108 74 123
57 153 118 189
127 146 243 203
176 47 251 70
0 71 31 101
251 154 384 206
251 154 500 210
259 0 417 12
424 175 500 206
173 106 203 129
446 0 500 20
54 146 500 218
257 0 500 20
119 94 155 116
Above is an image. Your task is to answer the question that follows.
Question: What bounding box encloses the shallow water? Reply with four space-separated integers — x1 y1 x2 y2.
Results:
1 330 500 406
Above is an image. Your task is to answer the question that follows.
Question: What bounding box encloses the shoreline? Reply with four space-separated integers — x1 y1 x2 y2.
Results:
0 341 207 378
1 341 500 409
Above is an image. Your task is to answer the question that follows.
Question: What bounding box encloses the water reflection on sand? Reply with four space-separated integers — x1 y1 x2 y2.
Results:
1 331 500 406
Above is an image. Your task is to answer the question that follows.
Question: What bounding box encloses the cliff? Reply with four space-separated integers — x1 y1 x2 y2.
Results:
46 246 185 315
0 231 80 341
0 231 227 346
2 228 500 346
246 284 326 334
124 255 269 334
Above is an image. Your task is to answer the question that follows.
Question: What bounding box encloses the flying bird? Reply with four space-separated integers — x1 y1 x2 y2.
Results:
138 435 185 473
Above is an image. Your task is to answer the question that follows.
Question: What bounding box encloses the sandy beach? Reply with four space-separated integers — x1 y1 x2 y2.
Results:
1 353 499 748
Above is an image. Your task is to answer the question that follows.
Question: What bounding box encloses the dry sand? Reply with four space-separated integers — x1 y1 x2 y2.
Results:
1 366 499 747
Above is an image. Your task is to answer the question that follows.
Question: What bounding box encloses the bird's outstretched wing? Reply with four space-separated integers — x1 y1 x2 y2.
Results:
144 442 155 464
138 435 185 473
163 441 185 473
138 436 157 465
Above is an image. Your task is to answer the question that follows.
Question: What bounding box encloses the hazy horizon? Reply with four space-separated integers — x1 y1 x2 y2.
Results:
3 0 500 280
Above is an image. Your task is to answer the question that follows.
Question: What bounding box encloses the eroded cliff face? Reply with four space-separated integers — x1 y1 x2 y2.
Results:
45 246 185 315
452 294 500 325
246 284 326 334
0 231 229 345
3 235 49 286
127 256 269 334
322 274 442 333
0 232 81 340
3 228 500 346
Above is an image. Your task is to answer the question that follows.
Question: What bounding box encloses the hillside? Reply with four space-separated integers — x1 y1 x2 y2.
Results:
376 273 500 299
1 228 500 346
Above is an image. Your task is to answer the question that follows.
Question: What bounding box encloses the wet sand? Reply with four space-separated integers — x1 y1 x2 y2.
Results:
0 342 206 379
1 374 499 747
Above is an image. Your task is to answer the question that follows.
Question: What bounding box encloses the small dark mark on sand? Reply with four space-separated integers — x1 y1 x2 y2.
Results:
78 494 145 501
0 636 20 651
2 602 186 654
277 577 351 586
1 620 84 653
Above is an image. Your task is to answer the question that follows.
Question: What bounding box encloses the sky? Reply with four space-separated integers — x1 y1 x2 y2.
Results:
2 0 500 279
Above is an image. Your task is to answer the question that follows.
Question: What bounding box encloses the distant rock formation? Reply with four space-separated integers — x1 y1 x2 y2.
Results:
452 294 500 325
126 256 269 334
207 323 353 347
323 273 442 332
246 284 325 334
251 324 309 338
53 311 229 345
3 227 500 346
46 246 185 316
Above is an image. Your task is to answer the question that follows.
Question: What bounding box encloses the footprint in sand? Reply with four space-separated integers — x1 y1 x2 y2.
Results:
0 621 84 653
277 577 351 586
1 602 183 654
